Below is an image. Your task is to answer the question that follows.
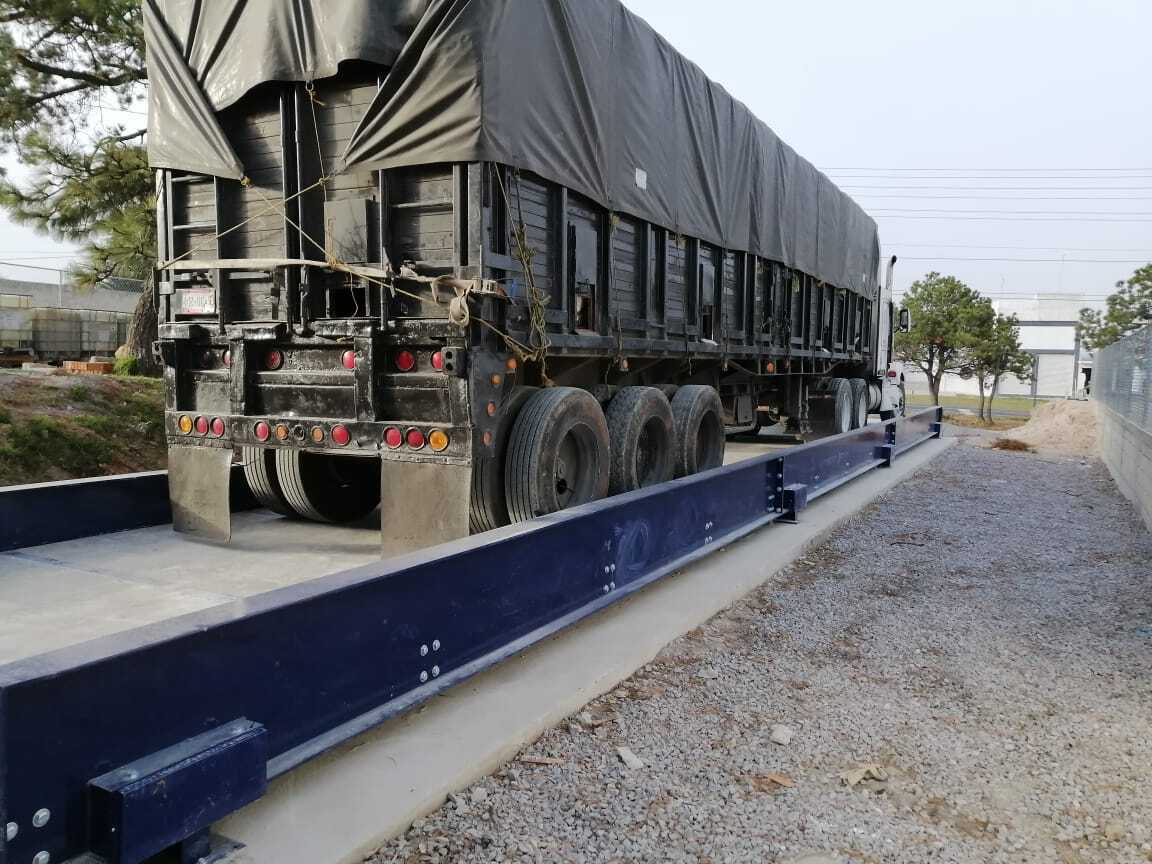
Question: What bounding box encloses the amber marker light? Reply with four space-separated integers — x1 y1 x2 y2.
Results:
274 424 290 442
428 430 450 452
178 415 194 435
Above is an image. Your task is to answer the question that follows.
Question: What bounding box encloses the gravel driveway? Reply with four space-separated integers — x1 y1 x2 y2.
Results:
368 439 1152 864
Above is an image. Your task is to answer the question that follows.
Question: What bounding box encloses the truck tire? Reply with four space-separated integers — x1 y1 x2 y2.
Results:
849 378 869 429
470 386 538 533
671 385 726 478
274 450 381 524
241 446 295 517
810 378 853 436
505 387 611 523
605 387 675 494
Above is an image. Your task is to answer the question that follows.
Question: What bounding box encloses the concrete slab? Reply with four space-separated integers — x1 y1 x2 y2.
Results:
216 437 955 864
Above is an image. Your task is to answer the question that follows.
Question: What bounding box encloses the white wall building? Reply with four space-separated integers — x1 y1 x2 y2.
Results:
900 294 1101 400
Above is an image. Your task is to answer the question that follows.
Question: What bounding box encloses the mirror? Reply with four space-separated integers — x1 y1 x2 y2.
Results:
897 307 912 333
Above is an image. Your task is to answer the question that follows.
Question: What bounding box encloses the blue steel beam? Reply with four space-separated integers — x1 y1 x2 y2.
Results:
0 409 941 864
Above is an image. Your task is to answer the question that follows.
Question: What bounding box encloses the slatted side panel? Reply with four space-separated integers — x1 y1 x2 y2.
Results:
722 252 740 345
313 76 379 204
511 173 555 303
612 216 644 329
666 235 686 332
389 166 456 270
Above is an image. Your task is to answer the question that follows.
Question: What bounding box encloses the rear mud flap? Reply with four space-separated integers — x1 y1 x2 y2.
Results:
169 445 234 542
380 459 471 558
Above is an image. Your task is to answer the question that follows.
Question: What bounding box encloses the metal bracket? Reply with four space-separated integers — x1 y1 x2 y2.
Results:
780 483 809 523
88 720 268 864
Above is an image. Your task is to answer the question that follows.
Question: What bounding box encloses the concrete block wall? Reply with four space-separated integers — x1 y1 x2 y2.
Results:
1097 404 1152 532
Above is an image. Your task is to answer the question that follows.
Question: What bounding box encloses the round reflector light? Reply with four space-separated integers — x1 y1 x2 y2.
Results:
428 430 450 452
331 425 351 447
384 427 403 449
274 424 290 442
341 350 357 370
506 357 519 372
194 416 209 436
765 362 776 374
210 418 226 438
406 428 426 450
310 426 326 443
265 350 284 371
178 415 194 435
223 350 232 368
395 350 416 372
887 370 898 378
254 421 271 442
431 351 445 371
486 402 498 417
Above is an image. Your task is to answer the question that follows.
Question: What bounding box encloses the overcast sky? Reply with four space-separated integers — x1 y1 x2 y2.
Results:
3 0 1150 303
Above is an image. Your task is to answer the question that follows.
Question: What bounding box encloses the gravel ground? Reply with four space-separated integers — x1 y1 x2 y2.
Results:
368 439 1152 864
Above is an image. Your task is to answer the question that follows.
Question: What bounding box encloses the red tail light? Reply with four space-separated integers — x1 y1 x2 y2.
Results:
331 425 351 447
194 416 209 436
431 351 445 371
210 418 226 438
223 350 232 368
265 350 284 371
395 350 416 372
254 421 271 442
887 370 898 378
341 350 357 370
406 428 426 450
384 427 403 449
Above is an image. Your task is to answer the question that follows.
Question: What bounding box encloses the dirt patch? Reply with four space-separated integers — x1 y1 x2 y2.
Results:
981 400 1098 457
0 370 167 485
991 438 1033 452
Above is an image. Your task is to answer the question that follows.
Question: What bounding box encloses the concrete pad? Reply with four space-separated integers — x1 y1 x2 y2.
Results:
216 437 955 864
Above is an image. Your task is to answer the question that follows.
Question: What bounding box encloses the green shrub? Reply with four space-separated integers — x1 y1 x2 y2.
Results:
114 356 141 377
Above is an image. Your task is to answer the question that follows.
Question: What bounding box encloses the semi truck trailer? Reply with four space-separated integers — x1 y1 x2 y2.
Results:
146 0 908 553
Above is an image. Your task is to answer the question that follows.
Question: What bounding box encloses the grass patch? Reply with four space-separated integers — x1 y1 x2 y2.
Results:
991 438 1034 453
943 412 1028 431
909 394 1045 414
0 372 167 484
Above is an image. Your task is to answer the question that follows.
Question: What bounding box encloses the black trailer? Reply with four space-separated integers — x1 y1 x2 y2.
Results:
146 0 906 552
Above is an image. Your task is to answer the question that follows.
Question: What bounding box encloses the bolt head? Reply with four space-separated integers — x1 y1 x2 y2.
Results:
603 585 610 594
609 564 616 573
431 666 441 678
420 671 429 683
609 582 616 590
33 853 50 864
603 565 611 574
420 644 429 657
432 639 441 651
5 822 16 841
32 809 50 829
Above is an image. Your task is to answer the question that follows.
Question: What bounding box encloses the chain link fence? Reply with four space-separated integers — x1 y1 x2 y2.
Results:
1093 324 1152 432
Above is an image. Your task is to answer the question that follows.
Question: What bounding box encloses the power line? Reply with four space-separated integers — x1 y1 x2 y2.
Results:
857 195 1152 201
833 174 1152 182
874 215 1152 222
884 242 1152 253
895 256 1148 263
870 208 1152 215
823 167 1152 173
842 185 1152 191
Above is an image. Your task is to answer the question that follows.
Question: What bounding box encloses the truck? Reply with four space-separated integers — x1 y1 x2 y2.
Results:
146 0 908 553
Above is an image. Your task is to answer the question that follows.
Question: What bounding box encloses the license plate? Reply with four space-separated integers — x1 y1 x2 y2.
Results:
180 289 216 315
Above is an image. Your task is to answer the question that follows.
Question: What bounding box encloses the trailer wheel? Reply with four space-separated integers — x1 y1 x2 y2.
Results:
849 379 869 429
811 378 853 436
241 446 294 517
505 387 610 522
605 387 675 494
671 385 726 478
275 450 381 524
470 386 539 533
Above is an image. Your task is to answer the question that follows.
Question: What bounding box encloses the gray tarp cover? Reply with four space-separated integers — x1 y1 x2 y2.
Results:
145 0 881 295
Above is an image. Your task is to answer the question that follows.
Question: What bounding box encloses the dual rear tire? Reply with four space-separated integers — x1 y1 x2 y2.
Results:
241 446 380 524
811 377 870 436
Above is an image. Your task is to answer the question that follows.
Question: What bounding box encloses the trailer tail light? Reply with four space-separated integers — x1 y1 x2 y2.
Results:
210 418 226 438
428 430 450 452
406 428 426 451
765 362 776 374
384 427 403 449
310 426 326 443
331 425 351 447
887 370 898 378
274 423 290 442
395 350 416 372
431 351 445 371
254 421 271 442
178 415 194 435
341 350 357 370
265 350 284 371
223 350 232 368
194 416 209 436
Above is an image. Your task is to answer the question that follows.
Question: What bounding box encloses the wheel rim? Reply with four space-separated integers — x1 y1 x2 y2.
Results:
553 423 599 509
635 416 670 487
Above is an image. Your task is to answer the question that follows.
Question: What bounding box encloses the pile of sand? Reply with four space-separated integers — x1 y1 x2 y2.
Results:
993 400 1098 457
